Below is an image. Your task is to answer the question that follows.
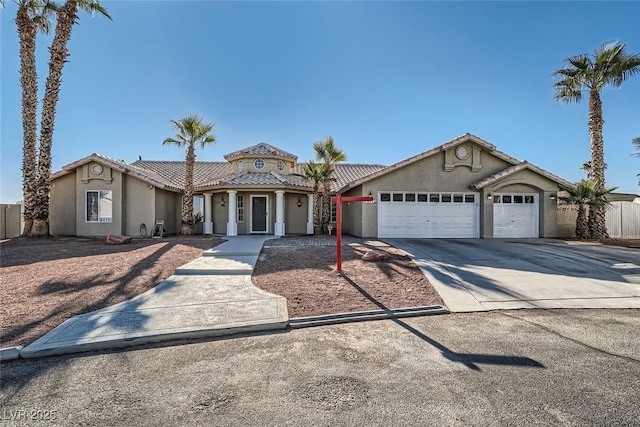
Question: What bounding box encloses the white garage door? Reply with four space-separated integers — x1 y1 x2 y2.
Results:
378 192 479 238
493 194 539 238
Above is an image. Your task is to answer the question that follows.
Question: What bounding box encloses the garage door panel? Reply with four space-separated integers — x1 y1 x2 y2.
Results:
494 194 539 238
378 192 479 238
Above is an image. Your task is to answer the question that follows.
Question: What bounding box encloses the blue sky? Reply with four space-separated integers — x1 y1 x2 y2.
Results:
1 1 639 204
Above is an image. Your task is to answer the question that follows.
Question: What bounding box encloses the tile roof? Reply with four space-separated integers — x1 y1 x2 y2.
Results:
132 160 232 188
51 153 182 191
469 161 575 190
224 142 298 161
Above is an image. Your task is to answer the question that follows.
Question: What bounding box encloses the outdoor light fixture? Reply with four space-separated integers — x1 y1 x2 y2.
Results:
367 191 376 204
487 193 493 200
220 196 225 207
297 197 302 207
549 194 556 200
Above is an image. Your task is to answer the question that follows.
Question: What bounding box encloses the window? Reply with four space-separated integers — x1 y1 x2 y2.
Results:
514 195 524 204
430 194 440 203
502 195 512 203
441 194 452 203
418 193 428 202
493 195 501 203
405 193 416 202
465 195 475 203
380 193 391 202
254 159 265 170
453 194 463 203
86 190 112 223
237 195 244 222
330 199 337 222
392 193 403 202
277 161 285 171
525 196 534 204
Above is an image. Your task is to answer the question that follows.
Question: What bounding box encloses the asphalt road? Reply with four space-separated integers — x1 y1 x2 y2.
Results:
2 309 639 426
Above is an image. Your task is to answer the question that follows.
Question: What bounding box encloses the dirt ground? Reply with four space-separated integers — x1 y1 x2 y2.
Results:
0 236 223 348
252 239 444 318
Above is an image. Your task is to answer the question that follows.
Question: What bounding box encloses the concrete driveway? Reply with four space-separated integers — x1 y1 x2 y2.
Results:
386 239 640 312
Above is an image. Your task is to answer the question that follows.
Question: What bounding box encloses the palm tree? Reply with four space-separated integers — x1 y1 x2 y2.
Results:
31 0 111 237
163 114 216 235
553 42 640 240
295 161 327 235
16 0 57 236
560 179 596 239
586 184 618 240
313 136 346 233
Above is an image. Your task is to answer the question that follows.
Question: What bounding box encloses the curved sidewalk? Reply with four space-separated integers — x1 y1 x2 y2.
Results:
20 236 287 359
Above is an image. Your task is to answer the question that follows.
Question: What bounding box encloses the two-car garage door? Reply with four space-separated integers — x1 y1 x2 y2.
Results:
377 191 540 238
378 192 479 238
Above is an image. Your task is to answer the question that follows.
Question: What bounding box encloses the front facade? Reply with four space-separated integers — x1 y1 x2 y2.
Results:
49 134 573 239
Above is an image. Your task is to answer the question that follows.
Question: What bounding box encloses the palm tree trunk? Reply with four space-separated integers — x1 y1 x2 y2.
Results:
587 89 607 239
576 204 588 239
181 144 196 235
16 5 38 236
313 192 321 235
32 0 78 237
321 184 331 234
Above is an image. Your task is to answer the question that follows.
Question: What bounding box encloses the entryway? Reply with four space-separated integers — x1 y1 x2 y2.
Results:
251 196 268 233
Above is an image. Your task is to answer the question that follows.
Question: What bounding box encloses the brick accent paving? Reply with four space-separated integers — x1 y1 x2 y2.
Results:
264 236 390 247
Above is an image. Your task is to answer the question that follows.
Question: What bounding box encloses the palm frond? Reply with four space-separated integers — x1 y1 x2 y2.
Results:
77 0 111 20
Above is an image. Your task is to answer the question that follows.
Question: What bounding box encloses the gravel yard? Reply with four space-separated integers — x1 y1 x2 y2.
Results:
252 237 444 318
0 236 222 348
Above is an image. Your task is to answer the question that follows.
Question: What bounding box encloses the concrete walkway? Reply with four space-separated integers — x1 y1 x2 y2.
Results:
387 238 640 313
20 236 288 358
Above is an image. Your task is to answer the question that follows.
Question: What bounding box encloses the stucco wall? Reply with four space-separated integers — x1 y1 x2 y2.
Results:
339 187 365 237
154 189 180 235
50 172 77 236
124 177 156 236
557 205 579 238
1 204 22 239
286 193 307 234
212 193 229 235
75 165 122 236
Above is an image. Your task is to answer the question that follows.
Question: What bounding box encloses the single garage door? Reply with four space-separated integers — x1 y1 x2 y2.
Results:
378 192 479 238
493 194 539 238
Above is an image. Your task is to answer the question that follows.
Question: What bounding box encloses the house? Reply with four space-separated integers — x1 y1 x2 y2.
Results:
49 133 574 239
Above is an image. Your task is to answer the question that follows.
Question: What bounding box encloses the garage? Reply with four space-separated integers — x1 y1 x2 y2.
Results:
493 194 539 238
378 192 479 238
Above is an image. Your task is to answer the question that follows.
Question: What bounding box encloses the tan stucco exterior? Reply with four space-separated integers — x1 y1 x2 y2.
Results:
50 172 77 236
48 136 571 238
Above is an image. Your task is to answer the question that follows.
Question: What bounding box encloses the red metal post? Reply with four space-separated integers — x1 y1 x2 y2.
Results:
332 194 373 272
336 193 342 271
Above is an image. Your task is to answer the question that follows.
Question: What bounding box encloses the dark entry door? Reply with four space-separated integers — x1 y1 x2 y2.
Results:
252 196 267 233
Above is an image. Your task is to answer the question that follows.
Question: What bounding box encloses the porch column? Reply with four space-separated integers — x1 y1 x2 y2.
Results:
203 193 213 235
226 190 238 236
306 194 314 235
275 190 285 236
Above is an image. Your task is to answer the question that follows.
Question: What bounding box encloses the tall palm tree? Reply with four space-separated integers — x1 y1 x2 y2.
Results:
313 136 346 233
16 0 57 236
553 42 640 240
295 161 327 235
163 114 216 235
31 0 111 237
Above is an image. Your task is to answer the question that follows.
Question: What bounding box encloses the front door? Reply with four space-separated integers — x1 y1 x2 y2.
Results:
251 196 268 233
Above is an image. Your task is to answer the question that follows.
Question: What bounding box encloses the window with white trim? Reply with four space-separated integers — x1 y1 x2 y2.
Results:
237 195 244 222
86 190 112 223
330 199 337 222
254 159 265 170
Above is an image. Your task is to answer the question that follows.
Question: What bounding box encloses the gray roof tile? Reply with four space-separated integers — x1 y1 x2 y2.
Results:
224 142 298 161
